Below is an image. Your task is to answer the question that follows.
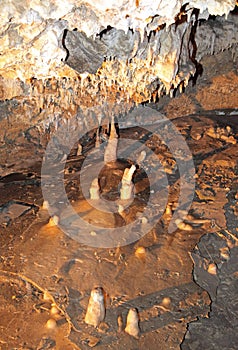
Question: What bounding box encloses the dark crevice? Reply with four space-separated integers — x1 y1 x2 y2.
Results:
96 25 113 39
62 29 69 61
175 3 190 28
147 24 166 43
188 9 204 86
231 4 238 14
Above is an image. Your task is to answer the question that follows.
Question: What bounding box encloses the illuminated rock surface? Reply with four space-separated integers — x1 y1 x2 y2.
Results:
0 1 237 101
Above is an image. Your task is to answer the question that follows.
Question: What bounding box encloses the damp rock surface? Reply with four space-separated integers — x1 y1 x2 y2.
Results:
0 1 237 102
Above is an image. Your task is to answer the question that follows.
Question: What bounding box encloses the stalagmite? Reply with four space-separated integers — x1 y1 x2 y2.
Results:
77 143 82 156
125 308 140 339
120 165 136 200
42 200 49 210
207 263 217 275
45 318 57 330
104 115 118 164
48 215 59 227
137 150 146 165
85 287 105 327
89 178 100 200
117 314 124 333
118 204 124 214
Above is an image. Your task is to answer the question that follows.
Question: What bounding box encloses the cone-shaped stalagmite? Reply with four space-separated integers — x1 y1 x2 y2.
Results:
89 178 100 200
120 165 136 200
125 308 140 338
104 116 118 164
85 287 105 327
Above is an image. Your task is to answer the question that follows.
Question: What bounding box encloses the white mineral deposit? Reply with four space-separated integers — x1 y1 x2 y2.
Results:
120 165 136 200
89 178 100 200
104 116 118 164
85 287 105 327
125 308 140 339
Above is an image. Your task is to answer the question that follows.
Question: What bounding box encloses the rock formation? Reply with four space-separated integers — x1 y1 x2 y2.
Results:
0 1 237 101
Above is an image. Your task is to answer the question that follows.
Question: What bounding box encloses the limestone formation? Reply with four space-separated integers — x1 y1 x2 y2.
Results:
120 165 137 200
125 308 140 339
0 1 237 101
89 178 100 200
85 287 105 327
104 116 118 164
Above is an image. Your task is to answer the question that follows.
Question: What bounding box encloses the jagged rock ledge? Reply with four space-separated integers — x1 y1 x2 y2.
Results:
0 1 237 103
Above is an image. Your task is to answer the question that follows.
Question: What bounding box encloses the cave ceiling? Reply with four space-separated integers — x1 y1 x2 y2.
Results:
0 0 237 103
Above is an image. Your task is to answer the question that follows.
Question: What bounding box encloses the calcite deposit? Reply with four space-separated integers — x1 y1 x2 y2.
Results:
0 0 237 103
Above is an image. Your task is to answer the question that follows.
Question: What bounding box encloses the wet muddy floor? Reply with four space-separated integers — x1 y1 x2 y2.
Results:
0 110 237 350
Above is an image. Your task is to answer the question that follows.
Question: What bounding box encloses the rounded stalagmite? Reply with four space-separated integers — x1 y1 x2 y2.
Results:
84 287 105 327
125 308 140 339
120 165 136 200
89 178 100 200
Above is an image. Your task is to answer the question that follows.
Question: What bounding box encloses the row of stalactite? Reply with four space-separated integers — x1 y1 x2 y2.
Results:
2 51 195 105
25 74 158 113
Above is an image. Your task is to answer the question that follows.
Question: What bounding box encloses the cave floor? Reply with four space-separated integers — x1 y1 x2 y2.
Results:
0 52 238 350
0 112 237 349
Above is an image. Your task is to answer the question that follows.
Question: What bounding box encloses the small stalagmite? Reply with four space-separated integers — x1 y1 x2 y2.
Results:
45 318 57 330
104 116 118 164
137 150 146 165
48 215 59 227
135 246 146 259
77 143 82 156
125 308 140 339
42 200 49 210
207 263 217 275
89 178 100 200
120 165 136 200
117 314 124 333
85 287 105 327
